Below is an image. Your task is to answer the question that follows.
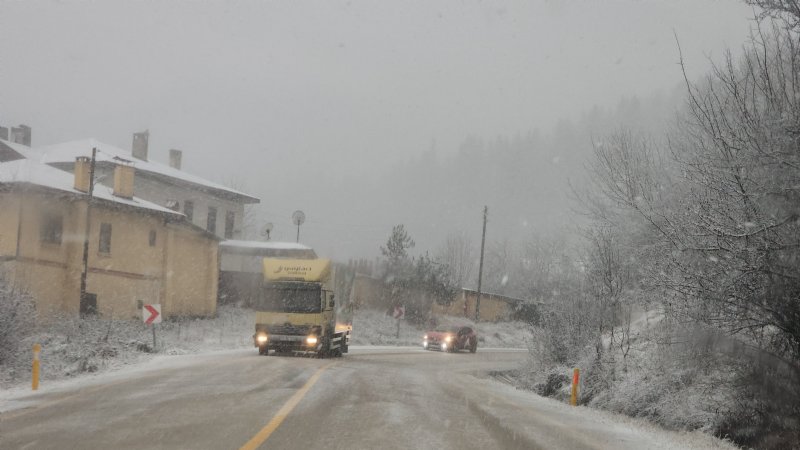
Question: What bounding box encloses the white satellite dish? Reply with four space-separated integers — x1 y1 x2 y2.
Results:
292 210 306 226
260 222 274 240
292 210 305 242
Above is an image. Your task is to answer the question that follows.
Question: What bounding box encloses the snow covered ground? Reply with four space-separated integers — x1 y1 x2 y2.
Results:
351 308 532 348
1 306 529 389
0 305 255 389
1 345 739 450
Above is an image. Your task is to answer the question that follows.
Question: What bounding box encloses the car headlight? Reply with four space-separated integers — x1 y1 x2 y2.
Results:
256 333 268 344
445 335 452 343
306 336 318 345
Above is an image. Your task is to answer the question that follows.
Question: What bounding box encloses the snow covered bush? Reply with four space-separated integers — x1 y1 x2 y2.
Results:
0 276 36 381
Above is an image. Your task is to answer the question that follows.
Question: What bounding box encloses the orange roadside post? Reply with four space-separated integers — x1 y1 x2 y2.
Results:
32 343 41 390
570 367 580 406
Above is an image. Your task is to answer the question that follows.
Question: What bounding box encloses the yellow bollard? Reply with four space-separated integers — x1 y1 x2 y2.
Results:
570 367 580 406
32 343 41 391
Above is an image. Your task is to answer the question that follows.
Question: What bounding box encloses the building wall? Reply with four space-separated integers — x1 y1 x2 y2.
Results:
431 290 515 322
0 189 218 319
133 174 245 240
164 224 218 317
0 192 21 256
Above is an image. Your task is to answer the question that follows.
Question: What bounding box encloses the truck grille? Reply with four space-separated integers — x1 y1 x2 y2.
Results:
268 324 310 336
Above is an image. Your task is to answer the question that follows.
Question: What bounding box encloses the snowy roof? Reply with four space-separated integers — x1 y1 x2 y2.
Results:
220 240 313 251
219 240 317 258
36 138 259 203
0 158 183 216
0 138 39 162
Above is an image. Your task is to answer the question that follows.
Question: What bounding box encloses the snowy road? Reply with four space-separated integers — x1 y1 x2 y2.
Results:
0 347 733 450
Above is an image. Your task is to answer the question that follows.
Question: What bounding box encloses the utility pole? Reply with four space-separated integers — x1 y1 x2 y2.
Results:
475 206 487 322
79 148 97 316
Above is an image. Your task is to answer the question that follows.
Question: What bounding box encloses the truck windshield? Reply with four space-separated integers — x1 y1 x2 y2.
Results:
257 284 321 313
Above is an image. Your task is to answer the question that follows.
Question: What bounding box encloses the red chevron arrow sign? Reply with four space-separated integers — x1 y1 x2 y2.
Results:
143 304 162 325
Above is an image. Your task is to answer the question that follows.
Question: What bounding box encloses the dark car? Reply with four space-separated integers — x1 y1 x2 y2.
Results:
423 326 477 353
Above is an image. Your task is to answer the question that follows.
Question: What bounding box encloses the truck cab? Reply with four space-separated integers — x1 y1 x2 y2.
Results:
253 258 352 357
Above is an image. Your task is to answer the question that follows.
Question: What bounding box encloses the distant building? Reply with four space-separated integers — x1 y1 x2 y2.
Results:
34 131 260 241
0 144 220 318
431 288 526 322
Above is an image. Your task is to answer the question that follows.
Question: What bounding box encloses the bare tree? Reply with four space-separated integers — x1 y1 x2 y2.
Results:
434 233 475 290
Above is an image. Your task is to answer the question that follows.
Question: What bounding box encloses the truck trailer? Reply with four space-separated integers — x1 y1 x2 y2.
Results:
253 258 354 357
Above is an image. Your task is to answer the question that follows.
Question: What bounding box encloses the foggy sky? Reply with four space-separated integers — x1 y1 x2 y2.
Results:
1 1 756 259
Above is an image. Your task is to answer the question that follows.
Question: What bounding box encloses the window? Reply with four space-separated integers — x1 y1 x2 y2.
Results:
225 211 235 239
149 230 157 247
184 200 194 222
165 199 180 211
207 206 217 234
40 213 63 244
99 223 112 254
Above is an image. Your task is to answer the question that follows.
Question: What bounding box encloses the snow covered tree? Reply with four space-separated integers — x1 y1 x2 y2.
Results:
380 224 415 267
434 233 475 290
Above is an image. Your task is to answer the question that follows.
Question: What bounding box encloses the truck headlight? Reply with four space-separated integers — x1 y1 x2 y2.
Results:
306 336 318 345
423 334 428 340
256 333 268 344
423 340 428 349
445 335 453 343
441 342 448 351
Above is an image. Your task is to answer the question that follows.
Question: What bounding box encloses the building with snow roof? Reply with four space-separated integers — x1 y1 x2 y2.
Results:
34 131 260 241
0 145 220 319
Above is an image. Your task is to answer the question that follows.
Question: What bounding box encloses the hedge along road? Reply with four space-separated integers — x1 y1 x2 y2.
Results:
0 347 734 450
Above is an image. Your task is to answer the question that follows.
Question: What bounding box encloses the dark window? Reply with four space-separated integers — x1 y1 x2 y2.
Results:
149 230 157 247
166 199 180 211
225 211 235 239
184 200 194 222
99 223 112 254
207 206 217 234
40 213 63 244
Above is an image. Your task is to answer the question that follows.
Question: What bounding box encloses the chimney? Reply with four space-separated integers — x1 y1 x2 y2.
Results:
10 125 31 146
113 162 135 199
74 157 91 193
132 130 149 161
169 149 182 170
0 126 8 140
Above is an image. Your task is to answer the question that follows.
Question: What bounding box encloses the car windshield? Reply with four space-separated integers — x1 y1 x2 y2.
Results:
4 2 790 449
435 326 461 334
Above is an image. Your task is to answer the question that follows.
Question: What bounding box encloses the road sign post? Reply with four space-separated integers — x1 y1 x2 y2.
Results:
393 305 405 338
143 304 162 351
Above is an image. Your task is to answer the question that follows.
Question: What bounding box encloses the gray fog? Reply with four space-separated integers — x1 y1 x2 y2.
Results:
1 0 754 259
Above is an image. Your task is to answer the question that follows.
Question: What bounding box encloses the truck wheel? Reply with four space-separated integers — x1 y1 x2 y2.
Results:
317 336 330 358
469 339 477 353
258 346 268 356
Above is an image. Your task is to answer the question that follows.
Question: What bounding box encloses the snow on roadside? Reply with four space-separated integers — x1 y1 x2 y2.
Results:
465 372 740 450
2 306 530 391
350 308 531 348
0 305 255 389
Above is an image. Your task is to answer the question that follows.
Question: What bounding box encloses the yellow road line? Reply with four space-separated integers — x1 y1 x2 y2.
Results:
240 362 335 450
